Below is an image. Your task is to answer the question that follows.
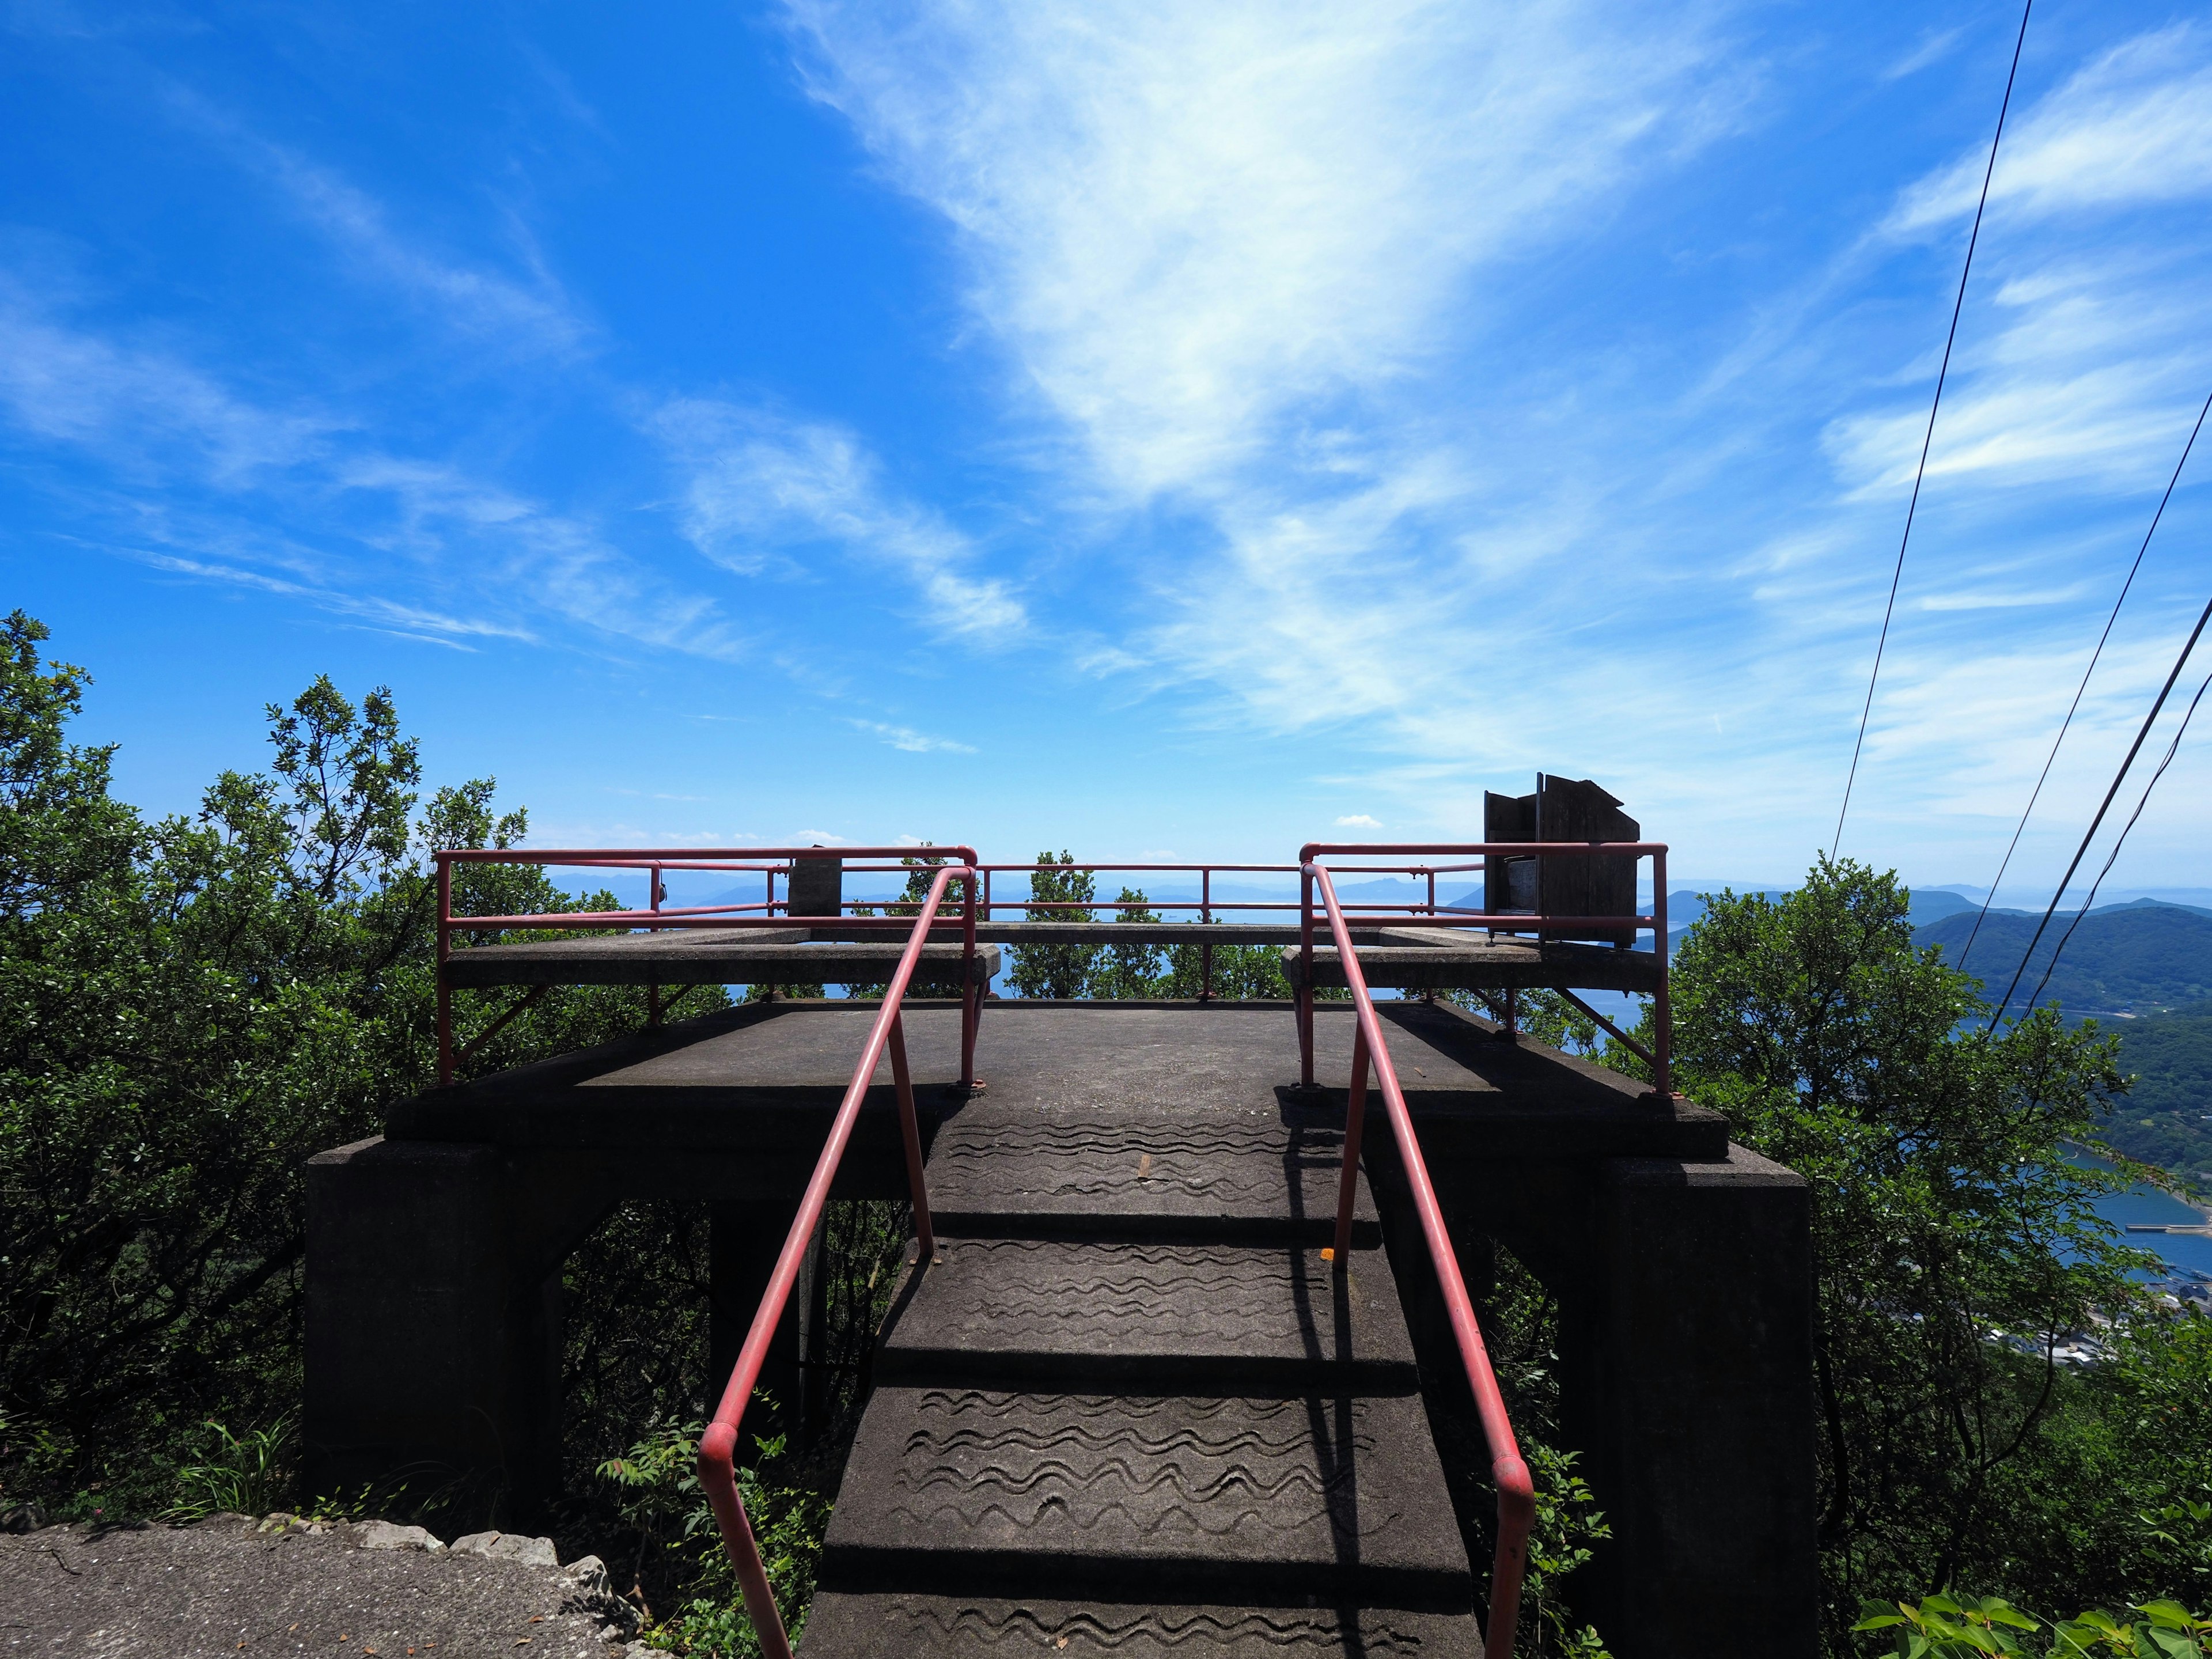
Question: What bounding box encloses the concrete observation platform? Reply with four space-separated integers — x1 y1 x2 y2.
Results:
308 999 1815 1659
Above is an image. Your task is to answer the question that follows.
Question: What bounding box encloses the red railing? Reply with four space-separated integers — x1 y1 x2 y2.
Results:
431 844 980 1087
1306 857 1536 1659
969 859 1473 921
1294 840 1671 1096
969 859 1490 1003
695 861 974 1659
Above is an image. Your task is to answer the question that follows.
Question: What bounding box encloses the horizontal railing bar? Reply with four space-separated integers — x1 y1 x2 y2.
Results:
1300 840 1666 857
437 844 972 863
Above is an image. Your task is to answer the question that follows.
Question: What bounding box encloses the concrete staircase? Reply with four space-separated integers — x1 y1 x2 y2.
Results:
800 1092 1484 1655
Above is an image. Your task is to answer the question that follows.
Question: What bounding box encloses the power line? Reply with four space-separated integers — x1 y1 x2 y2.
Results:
1959 385 2212 967
2014 664 2212 1019
1989 589 2212 1029
1832 0 2033 858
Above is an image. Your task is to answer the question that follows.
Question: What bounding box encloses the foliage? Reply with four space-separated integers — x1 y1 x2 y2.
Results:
1006 851 1098 998
1094 888 1166 997
1156 925 1311 1001
560 1197 907 1635
0 613 720 1519
1668 858 2162 1632
164 1415 296 1521
1522 1443 1615 1659
1443 987 1603 1054
1474 1241 1611 1656
2099 1004 2212 1185
599 1419 828 1658
1855 1593 2212 1657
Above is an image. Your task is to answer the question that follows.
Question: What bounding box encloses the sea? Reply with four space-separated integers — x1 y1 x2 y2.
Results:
2073 1149 2212 1283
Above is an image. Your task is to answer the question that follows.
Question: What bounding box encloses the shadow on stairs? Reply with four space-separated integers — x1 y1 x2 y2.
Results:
799 1088 1483 1656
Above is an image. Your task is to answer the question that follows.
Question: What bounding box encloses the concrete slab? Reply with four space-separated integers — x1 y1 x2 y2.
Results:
876 1240 1419 1392
797 1593 1480 1657
1283 938 1664 994
821 1388 1471 1609
925 1104 1381 1247
444 935 998 990
384 1000 1724 1162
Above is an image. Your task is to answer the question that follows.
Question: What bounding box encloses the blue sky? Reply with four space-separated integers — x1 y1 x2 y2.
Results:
3 1 2210 895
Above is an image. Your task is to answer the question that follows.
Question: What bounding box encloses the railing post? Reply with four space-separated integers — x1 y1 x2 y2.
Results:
1333 1021 1368 1261
647 864 663 1027
435 854 453 1087
960 864 980 1088
1298 863 1316 1086
1653 849 1672 1099
888 1012 935 1261
1200 867 1213 1003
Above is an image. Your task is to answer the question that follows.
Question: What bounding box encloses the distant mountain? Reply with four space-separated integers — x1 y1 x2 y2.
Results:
1915 904 2212 1020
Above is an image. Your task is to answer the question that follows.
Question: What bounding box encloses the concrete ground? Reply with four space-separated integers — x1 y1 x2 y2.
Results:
0 1516 641 1659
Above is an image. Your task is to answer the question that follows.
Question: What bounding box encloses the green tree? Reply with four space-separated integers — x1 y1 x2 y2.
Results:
1007 852 1099 999
1668 857 2152 1633
1092 887 1166 998
0 618 717 1514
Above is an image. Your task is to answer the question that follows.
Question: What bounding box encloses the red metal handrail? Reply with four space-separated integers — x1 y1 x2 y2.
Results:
969 859 1490 923
695 862 974 1659
1294 840 1671 1094
1306 859 1536 1659
433 844 980 1088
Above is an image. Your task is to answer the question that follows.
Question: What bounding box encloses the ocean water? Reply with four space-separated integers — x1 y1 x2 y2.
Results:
2074 1150 2212 1279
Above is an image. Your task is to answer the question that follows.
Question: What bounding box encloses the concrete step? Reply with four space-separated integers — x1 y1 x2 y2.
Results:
925 1105 1380 1247
819 1388 1471 1608
798 1593 1480 1656
876 1239 1419 1392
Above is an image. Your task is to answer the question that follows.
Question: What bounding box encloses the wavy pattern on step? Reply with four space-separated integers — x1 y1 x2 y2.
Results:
935 1298 1326 1338
955 1241 1313 1266
890 1604 1431 1654
936 1125 1342 1158
905 1421 1365 1460
902 1455 1350 1503
911 1391 1331 1420
882 1492 1400 1540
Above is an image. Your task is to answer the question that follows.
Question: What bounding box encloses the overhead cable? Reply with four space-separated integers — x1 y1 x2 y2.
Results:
1989 588 2212 1030
2013 665 2212 1020
1832 0 2033 857
1959 385 2212 967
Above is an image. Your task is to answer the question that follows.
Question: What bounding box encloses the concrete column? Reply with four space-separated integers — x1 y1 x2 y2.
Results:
1567 1146 1818 1659
304 1137 563 1527
709 1200 809 1451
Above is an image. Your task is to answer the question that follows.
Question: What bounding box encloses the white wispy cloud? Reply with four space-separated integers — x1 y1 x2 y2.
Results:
650 396 1028 641
779 0 1743 737
847 718 976 753
1889 25 2212 233
786 0 1737 501
162 85 592 359
1335 813 1382 827
0 276 745 662
0 279 332 481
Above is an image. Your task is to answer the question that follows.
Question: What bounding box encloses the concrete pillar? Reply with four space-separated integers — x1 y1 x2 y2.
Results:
1566 1146 1819 1659
304 1138 564 1527
708 1200 810 1451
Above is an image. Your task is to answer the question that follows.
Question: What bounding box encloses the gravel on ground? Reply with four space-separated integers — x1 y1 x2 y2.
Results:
0 1513 646 1659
